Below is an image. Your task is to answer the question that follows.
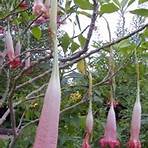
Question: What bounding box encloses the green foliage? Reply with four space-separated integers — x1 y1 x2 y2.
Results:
130 8 148 17
74 0 93 10
100 3 119 14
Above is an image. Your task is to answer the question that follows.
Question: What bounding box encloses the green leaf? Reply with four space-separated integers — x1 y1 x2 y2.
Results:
127 0 135 7
74 0 93 10
143 28 148 37
59 33 71 53
100 3 119 14
77 59 86 74
139 0 148 4
130 9 148 17
112 0 121 7
71 41 80 52
121 0 128 9
78 34 86 48
31 27 42 40
77 11 91 18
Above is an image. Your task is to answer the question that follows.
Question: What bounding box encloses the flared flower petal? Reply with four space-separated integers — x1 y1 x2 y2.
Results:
128 139 141 148
99 103 120 148
82 133 91 148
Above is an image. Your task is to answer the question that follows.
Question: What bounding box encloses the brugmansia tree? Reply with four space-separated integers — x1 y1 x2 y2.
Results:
0 0 147 148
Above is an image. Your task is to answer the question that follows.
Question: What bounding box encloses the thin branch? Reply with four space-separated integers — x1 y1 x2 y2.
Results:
61 0 99 62
15 23 148 90
25 83 48 99
23 12 44 34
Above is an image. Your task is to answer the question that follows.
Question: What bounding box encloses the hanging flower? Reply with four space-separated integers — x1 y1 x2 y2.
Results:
99 102 120 148
33 1 61 147
5 30 21 69
127 88 141 148
82 101 93 148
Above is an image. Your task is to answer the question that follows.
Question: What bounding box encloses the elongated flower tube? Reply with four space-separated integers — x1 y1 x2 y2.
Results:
33 0 61 148
15 40 21 61
128 83 141 148
99 102 120 148
25 52 31 69
5 30 15 62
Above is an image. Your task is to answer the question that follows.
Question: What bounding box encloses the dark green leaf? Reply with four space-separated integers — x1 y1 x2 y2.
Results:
59 33 71 52
71 41 80 52
78 34 86 48
139 0 148 4
130 8 148 17
100 3 119 14
74 0 93 10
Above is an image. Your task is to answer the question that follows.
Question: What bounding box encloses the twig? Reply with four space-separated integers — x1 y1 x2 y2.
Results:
61 0 99 62
15 23 148 90
25 83 48 99
72 25 89 39
23 12 44 34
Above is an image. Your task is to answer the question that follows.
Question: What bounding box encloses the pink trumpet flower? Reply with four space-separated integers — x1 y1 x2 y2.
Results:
99 102 120 148
128 85 141 148
82 102 93 148
33 59 61 148
5 30 21 69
